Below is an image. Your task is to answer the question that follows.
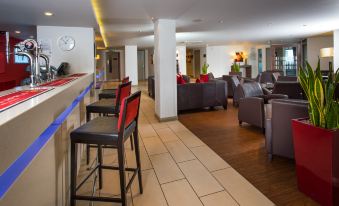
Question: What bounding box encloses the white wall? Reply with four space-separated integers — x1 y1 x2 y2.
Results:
334 30 339 70
124 45 138 85
37 26 95 74
307 36 333 70
206 44 266 78
176 46 186 74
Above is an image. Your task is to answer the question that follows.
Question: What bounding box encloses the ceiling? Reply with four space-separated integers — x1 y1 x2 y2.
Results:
0 0 97 39
94 0 339 47
0 0 339 47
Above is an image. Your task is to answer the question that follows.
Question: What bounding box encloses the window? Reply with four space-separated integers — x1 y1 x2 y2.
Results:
14 48 29 64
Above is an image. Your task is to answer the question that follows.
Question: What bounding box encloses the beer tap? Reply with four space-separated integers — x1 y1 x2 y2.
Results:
39 53 52 81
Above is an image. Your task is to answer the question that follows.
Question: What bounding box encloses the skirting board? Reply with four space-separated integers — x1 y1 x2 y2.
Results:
155 113 178 122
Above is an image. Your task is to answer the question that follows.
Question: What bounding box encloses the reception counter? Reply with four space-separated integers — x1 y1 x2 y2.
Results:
0 73 94 206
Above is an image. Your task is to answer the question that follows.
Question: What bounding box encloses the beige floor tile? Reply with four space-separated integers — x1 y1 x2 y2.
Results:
191 145 231 172
178 160 223 197
156 127 179 142
161 179 203 206
143 136 168 155
151 122 170 130
175 130 205 148
125 143 153 171
131 169 168 206
167 121 188 132
164 140 196 163
150 153 184 184
213 168 275 206
200 191 239 206
138 125 157 138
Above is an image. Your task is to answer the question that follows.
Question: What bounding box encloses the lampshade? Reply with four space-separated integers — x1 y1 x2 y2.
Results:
320 47 334 58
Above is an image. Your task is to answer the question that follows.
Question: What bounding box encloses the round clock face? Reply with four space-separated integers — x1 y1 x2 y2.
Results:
58 36 75 51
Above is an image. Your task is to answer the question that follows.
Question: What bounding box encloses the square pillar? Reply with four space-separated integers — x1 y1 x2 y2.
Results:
154 19 177 121
125 45 138 85
176 46 187 75
334 30 339 70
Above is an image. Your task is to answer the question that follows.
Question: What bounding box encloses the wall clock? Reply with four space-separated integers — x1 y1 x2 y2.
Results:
58 36 75 51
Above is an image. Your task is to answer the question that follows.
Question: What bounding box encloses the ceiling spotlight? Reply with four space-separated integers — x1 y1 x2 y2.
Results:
138 30 142 33
44 11 54 16
218 20 224 24
302 24 307 27
15 31 21 34
29 35 34 38
267 23 272 27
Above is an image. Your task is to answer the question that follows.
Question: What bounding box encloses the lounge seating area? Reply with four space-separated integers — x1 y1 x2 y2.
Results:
1 1 339 206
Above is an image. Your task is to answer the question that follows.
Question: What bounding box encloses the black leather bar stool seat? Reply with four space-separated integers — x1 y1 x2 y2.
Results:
86 98 118 115
70 91 143 206
99 89 117 100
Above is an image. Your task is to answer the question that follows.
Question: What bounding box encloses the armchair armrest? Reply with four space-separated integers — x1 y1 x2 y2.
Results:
262 87 272 95
238 97 265 128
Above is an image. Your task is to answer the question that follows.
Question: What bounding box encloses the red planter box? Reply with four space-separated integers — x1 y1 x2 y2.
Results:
292 119 339 206
200 74 209 83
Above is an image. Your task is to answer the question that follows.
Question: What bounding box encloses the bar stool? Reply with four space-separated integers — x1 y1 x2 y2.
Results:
70 91 143 206
99 76 129 100
86 81 132 164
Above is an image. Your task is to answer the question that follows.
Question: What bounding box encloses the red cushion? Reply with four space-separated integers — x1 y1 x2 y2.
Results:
118 96 140 131
195 79 201 83
122 76 129 84
117 83 131 104
176 74 186 84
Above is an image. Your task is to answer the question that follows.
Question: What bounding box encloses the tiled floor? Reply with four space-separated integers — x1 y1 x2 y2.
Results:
75 84 275 206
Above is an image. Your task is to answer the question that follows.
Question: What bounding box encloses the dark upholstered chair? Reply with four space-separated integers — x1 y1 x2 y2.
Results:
259 71 275 84
99 76 129 100
271 82 305 99
265 99 308 159
221 75 240 98
237 82 288 132
277 76 298 82
177 80 227 111
148 76 155 99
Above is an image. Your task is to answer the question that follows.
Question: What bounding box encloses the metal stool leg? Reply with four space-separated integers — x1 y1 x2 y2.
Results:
133 129 143 194
70 141 77 206
117 143 127 206
86 111 91 165
98 144 103 189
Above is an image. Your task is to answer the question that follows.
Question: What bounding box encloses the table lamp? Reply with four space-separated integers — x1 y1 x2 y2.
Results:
320 47 334 70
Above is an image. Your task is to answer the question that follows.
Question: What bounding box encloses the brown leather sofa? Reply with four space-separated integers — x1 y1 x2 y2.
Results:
237 82 287 132
177 79 228 111
265 99 308 159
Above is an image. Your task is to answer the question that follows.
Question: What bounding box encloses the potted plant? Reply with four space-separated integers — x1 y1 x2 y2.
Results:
229 63 242 76
292 60 339 206
200 63 209 82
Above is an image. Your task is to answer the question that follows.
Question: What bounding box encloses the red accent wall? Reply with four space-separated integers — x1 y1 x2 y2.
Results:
0 36 29 88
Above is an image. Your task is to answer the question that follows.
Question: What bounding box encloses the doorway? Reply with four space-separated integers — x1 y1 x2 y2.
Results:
106 52 120 80
194 50 201 78
138 50 145 81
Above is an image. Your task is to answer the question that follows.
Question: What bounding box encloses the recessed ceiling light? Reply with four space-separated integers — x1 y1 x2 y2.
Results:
44 11 54 16
29 35 34 38
303 24 307 27
138 30 142 33
267 23 272 27
218 20 224 24
15 31 21 34
193 19 203 23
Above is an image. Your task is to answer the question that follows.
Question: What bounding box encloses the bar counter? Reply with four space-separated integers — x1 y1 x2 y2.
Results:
0 73 94 206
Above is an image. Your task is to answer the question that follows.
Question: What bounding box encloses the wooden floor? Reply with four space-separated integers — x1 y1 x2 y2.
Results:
178 100 318 206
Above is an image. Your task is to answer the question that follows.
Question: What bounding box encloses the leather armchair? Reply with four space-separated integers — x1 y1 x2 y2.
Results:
221 75 240 98
271 82 305 99
237 82 288 132
265 99 308 159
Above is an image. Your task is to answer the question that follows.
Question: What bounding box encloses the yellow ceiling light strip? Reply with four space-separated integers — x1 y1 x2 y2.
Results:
91 0 108 47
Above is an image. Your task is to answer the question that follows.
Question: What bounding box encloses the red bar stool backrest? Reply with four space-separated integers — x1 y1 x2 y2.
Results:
117 91 141 135
122 76 129 84
115 81 132 110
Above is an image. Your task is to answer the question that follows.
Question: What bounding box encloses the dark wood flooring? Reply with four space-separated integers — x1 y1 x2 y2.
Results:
178 101 318 206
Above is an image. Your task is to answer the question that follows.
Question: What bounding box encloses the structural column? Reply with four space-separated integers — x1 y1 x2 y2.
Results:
334 30 339 70
125 45 138 85
154 19 177 120
176 45 187 75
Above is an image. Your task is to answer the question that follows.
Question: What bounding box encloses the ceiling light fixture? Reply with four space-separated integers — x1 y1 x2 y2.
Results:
303 24 307 27
15 31 21 34
44 11 54 16
193 19 203 23
29 35 34 38
218 20 224 24
91 0 108 47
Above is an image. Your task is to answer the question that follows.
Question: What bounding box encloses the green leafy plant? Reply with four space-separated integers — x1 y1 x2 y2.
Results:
298 60 339 129
201 63 209 74
231 63 240 73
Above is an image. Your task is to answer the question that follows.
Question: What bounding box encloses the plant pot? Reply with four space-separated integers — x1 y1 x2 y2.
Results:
200 74 209 83
292 118 339 206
